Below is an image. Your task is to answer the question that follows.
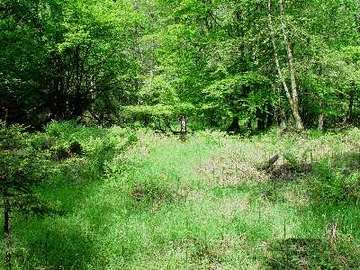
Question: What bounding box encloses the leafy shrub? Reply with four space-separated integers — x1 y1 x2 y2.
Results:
41 121 138 182
45 120 81 140
0 121 51 202
0 121 58 268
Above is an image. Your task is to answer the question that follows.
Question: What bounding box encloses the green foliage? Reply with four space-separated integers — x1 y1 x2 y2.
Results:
43 121 138 180
310 158 360 204
0 121 51 214
202 72 272 128
1 0 360 130
1 0 145 125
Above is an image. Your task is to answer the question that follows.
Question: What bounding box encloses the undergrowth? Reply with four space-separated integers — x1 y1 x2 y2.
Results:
1 123 359 269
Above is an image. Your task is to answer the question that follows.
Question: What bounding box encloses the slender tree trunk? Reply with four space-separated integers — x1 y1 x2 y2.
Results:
279 0 304 130
267 1 293 107
3 194 11 269
268 0 304 130
318 113 324 131
179 115 187 140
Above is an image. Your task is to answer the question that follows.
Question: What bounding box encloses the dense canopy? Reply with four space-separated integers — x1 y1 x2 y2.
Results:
1 0 359 131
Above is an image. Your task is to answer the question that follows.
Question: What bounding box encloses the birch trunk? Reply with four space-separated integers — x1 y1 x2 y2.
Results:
268 0 304 130
179 115 187 141
279 0 304 130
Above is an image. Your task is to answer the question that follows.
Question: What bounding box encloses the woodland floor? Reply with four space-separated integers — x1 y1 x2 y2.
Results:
2 126 360 269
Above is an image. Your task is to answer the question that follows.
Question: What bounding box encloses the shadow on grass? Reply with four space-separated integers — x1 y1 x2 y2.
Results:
14 218 105 269
264 150 360 269
8 126 132 269
266 237 360 270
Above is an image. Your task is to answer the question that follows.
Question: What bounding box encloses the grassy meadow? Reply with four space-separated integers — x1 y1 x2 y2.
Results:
1 122 360 269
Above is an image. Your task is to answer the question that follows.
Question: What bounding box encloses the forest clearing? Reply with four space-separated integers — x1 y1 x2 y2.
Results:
1 0 360 269
1 122 360 269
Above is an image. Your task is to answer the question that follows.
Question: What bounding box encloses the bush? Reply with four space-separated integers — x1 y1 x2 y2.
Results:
0 121 57 268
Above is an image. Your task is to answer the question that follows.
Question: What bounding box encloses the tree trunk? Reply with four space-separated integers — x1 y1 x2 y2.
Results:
3 195 11 269
318 113 324 131
267 0 293 107
227 116 240 134
279 0 304 130
267 0 304 131
179 115 187 140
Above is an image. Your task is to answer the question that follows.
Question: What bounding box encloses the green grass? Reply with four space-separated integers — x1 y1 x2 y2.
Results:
1 123 360 269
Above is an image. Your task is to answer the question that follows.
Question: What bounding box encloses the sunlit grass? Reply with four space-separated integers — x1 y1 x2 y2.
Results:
2 123 359 269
